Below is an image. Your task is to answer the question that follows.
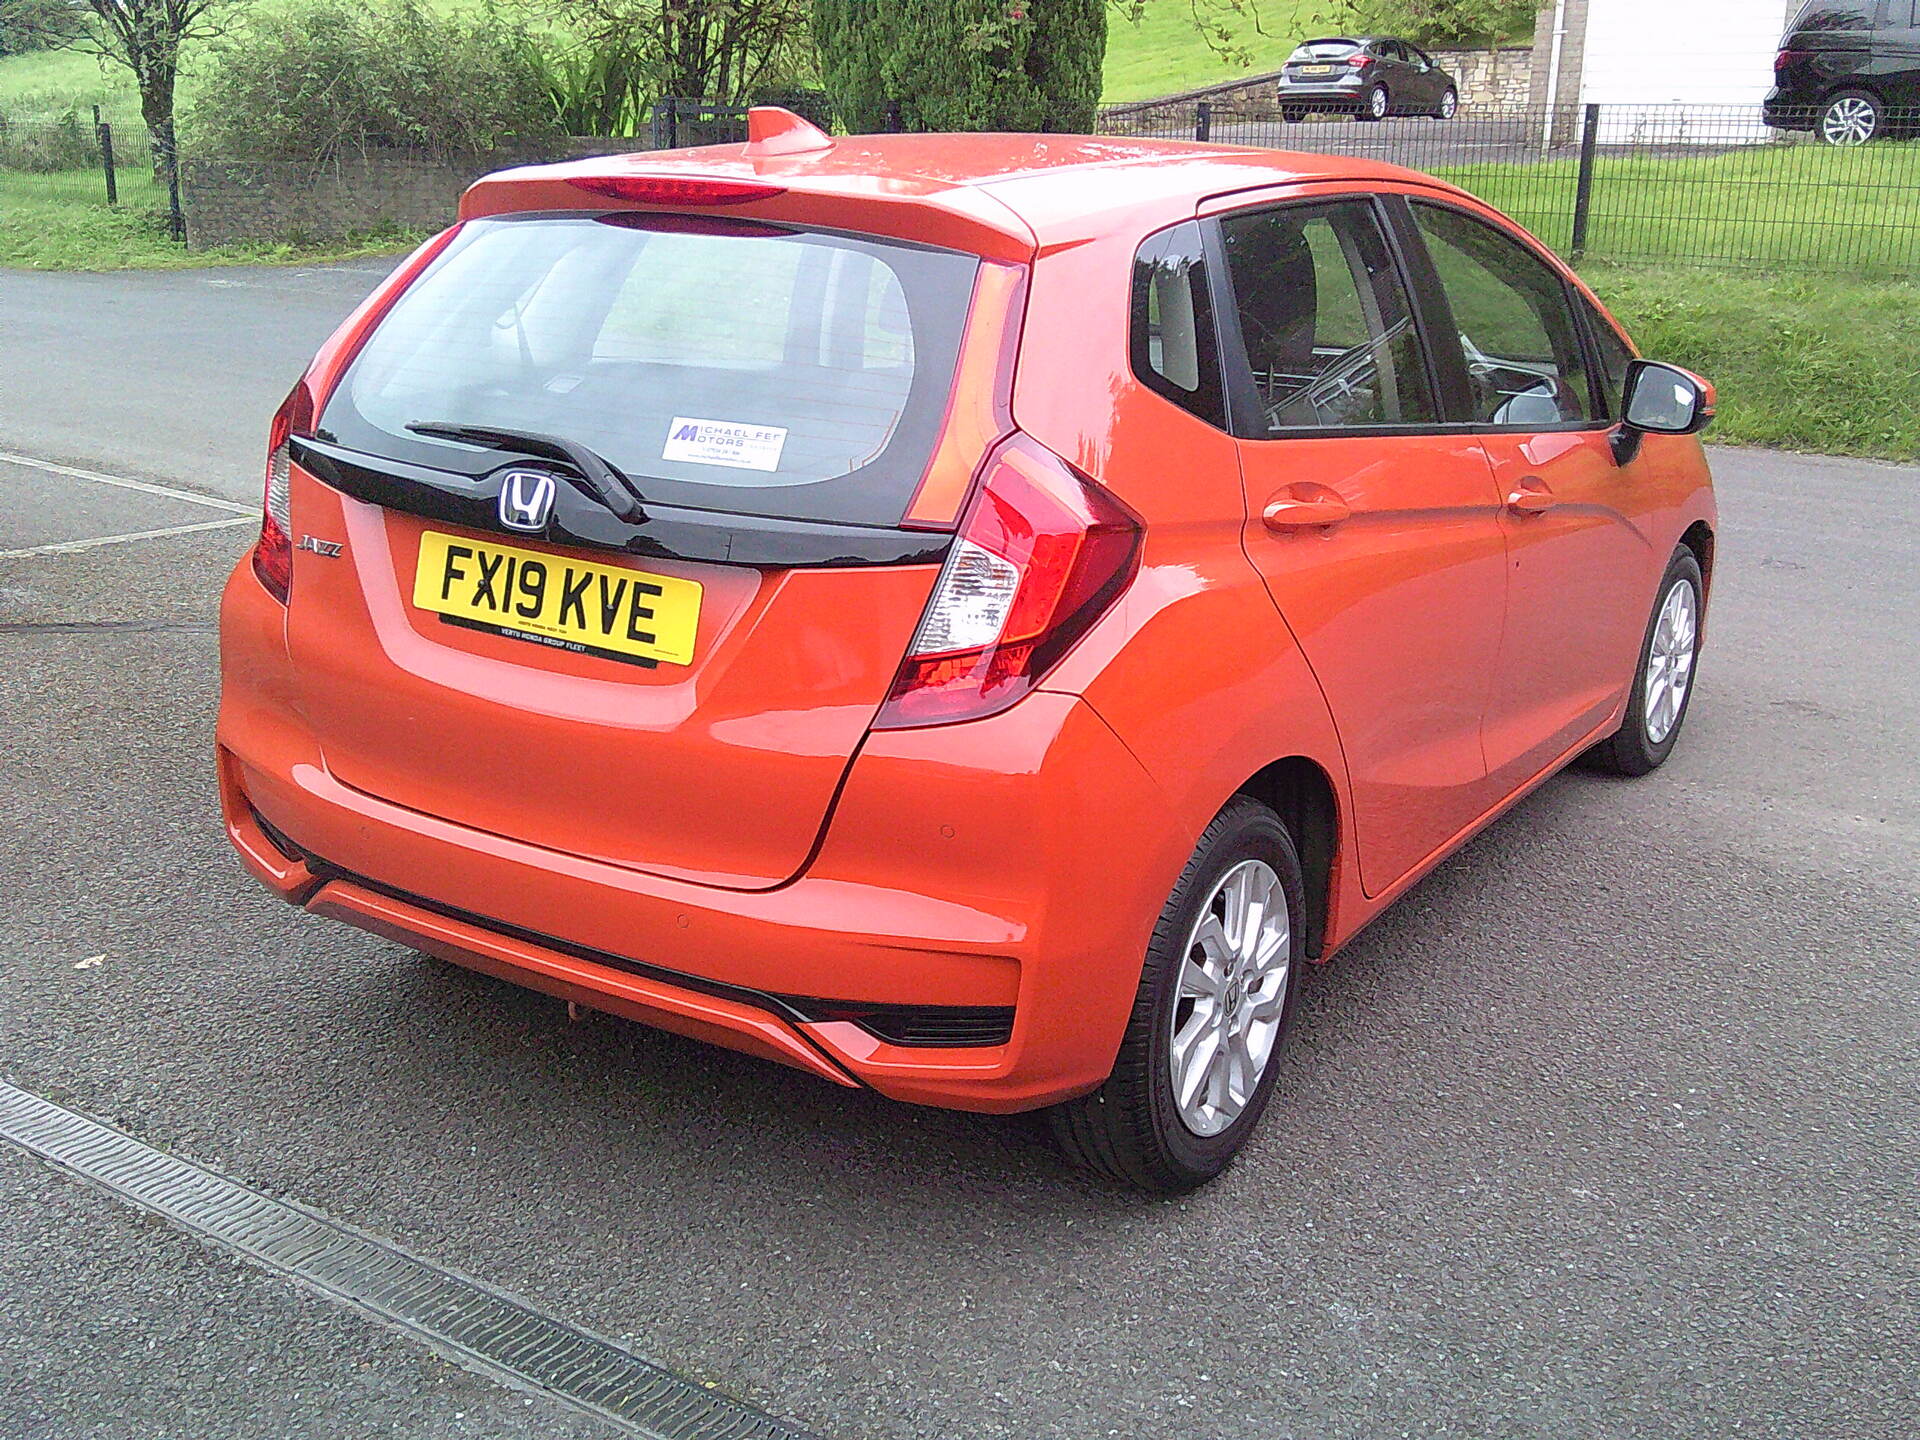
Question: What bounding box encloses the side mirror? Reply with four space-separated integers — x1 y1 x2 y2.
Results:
1623 360 1715 435
1612 360 1714 464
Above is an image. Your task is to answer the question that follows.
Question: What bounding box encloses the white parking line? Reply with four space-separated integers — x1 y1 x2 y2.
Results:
0 515 257 559
0 450 256 515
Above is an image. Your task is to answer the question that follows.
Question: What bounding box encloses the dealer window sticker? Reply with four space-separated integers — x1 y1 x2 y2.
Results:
662 416 788 473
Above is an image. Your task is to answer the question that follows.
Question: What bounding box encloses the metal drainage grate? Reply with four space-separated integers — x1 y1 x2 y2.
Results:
0 1079 826 1440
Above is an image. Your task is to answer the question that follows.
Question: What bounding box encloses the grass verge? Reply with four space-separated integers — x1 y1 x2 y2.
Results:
1584 263 1920 462
0 167 426 269
1446 143 1920 275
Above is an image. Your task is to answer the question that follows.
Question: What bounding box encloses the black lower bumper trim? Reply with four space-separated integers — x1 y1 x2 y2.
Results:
256 812 1014 1050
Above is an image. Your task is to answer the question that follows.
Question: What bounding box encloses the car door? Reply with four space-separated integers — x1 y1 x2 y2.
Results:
1374 40 1410 110
1403 43 1445 109
1878 1 1920 111
1399 199 1660 793
1208 192 1510 897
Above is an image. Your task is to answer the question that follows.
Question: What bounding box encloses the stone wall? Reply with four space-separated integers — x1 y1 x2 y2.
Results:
1446 46 1535 110
181 140 652 252
1102 46 1535 126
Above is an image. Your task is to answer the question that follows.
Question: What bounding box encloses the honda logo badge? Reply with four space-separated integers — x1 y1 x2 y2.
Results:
497 469 558 533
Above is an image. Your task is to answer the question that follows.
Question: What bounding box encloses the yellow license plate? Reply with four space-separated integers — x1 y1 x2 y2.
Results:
412 530 702 668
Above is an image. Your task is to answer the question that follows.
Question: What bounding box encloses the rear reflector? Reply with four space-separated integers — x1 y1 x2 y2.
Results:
804 1003 1016 1048
566 175 785 206
875 434 1142 729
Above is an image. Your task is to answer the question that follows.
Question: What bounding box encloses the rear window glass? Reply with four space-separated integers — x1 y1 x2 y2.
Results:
1291 39 1361 59
319 214 980 527
1788 3 1879 31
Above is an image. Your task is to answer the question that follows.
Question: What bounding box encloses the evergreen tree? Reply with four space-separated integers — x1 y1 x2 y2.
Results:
812 0 1106 135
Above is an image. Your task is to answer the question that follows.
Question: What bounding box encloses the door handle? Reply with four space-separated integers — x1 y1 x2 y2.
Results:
1505 477 1557 515
1263 483 1352 532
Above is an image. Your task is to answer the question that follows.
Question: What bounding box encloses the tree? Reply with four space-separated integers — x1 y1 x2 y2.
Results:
512 0 813 128
51 0 247 231
812 0 1107 134
0 0 80 56
1316 0 1534 49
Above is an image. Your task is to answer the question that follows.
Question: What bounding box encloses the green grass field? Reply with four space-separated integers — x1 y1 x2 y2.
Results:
1102 0 1321 103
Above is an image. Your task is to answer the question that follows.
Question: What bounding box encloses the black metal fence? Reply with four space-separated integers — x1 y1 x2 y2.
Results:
0 108 189 239
10 97 1920 273
1096 101 1920 274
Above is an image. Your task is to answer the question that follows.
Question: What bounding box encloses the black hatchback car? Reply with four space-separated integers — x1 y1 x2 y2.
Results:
1766 1 1920 143
1275 36 1459 122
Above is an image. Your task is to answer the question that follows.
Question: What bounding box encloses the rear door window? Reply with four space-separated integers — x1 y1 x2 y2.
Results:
319 214 979 528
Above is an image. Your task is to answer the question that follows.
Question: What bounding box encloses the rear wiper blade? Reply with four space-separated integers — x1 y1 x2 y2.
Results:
406 422 647 523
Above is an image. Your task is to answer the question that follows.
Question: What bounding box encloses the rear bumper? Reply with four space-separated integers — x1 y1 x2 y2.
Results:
218 561 1189 1113
1763 89 1820 131
1276 81 1366 108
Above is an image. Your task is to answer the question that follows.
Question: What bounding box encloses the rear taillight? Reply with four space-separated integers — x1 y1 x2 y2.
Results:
1775 49 1805 73
1348 54 1374 67
252 379 314 604
875 434 1142 729
249 225 463 605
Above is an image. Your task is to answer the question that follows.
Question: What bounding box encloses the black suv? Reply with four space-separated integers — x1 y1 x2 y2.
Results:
1766 1 1920 143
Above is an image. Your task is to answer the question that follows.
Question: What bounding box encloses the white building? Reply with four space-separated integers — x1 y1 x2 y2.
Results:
1532 0 1803 138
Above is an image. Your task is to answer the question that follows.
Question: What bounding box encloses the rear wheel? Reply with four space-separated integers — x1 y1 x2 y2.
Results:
1048 797 1304 1194
1357 84 1389 122
1281 105 1309 123
1820 90 1883 145
1585 547 1704 776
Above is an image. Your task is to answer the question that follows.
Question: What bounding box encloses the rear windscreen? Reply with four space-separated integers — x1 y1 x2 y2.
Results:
1291 39 1361 59
319 214 981 527
1787 3 1877 30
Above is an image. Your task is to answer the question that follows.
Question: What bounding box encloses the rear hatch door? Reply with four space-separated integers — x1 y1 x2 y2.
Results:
285 212 984 889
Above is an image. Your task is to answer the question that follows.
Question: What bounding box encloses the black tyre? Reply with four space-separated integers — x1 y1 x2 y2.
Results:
1357 83 1389 122
1819 90 1883 145
1435 87 1458 121
1049 797 1305 1194
1281 105 1309 124
1585 547 1704 777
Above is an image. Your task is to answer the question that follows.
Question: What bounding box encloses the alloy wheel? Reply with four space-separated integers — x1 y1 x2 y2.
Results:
1167 859 1292 1137
1822 96 1878 145
1370 86 1390 120
1644 578 1698 746
1438 90 1457 120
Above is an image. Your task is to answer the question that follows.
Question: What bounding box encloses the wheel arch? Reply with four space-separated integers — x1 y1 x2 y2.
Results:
1679 518 1715 641
1235 756 1341 961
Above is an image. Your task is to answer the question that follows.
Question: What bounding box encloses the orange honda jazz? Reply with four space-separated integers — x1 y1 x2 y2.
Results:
218 109 1717 1192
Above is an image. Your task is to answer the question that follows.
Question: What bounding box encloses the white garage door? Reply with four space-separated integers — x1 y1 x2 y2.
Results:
1580 0 1801 107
